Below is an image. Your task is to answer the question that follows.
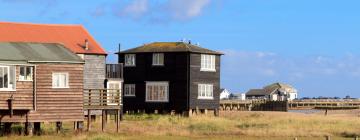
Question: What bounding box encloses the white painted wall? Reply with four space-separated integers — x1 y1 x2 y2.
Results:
220 89 231 99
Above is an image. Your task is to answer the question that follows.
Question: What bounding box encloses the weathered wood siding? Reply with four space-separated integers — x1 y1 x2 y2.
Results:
119 53 189 112
0 64 84 122
84 54 106 89
189 53 220 109
0 66 34 110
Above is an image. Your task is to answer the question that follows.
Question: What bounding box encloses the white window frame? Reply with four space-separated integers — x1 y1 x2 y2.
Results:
200 54 216 72
19 66 33 81
0 66 16 91
152 53 164 66
198 84 214 100
145 81 169 102
124 54 136 67
52 73 69 88
124 84 136 97
107 81 122 105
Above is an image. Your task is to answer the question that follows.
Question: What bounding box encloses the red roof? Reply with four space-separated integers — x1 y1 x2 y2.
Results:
0 22 107 55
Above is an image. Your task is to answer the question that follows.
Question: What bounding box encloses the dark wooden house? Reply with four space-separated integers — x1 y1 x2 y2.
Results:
0 42 84 130
117 42 223 115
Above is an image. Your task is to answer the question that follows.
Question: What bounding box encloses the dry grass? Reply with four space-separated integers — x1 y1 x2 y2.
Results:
1 110 360 140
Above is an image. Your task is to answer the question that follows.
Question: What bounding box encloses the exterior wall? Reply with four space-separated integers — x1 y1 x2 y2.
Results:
84 54 106 89
189 53 220 110
0 63 84 122
0 65 34 110
119 53 189 112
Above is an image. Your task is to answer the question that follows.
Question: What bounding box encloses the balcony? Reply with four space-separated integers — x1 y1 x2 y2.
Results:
106 63 123 79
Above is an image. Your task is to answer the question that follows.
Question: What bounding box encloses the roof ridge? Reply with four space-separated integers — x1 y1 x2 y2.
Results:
0 21 82 27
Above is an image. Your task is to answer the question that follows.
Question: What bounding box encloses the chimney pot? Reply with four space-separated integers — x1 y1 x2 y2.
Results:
85 39 89 50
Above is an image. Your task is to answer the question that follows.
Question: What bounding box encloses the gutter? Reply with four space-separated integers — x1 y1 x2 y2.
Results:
28 61 85 64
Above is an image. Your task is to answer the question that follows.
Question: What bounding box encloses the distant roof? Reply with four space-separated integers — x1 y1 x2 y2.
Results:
246 89 267 96
0 22 106 55
0 42 84 63
264 82 297 93
118 42 223 55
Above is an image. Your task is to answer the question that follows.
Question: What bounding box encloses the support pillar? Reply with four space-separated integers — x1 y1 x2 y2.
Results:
102 110 106 132
33 122 41 136
87 110 91 131
214 109 219 117
116 109 120 133
56 122 62 134
25 122 33 136
4 122 12 135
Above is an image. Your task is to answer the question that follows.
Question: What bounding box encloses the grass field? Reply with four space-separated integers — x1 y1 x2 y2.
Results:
1 110 359 140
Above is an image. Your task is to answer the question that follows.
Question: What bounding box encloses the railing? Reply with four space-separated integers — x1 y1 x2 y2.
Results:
84 89 122 109
106 63 123 79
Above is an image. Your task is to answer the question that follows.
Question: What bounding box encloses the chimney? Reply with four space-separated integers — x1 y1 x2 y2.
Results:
85 39 89 50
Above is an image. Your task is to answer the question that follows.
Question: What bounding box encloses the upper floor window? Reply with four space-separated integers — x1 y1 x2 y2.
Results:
19 66 33 81
146 81 169 102
125 54 136 66
0 66 16 91
124 84 136 97
201 54 216 72
52 73 69 88
198 84 214 99
152 53 164 66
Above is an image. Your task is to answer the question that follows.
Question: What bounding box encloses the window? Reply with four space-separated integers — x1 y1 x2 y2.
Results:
124 84 136 97
152 53 164 66
198 84 213 99
19 66 33 81
0 66 16 90
146 82 169 102
52 73 69 88
125 54 136 66
201 54 216 72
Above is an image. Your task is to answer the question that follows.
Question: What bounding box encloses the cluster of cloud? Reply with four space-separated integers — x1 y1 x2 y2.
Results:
101 0 213 22
221 50 360 96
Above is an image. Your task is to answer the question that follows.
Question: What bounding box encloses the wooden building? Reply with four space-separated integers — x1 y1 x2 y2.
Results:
246 83 298 101
0 42 84 130
117 42 223 115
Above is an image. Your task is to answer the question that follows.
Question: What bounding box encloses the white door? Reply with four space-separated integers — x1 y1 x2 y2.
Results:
107 81 122 105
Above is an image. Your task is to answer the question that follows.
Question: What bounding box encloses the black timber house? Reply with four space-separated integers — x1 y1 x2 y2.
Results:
117 42 223 115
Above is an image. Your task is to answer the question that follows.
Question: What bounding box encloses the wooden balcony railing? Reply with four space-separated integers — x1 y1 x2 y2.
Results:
106 63 123 79
84 89 122 109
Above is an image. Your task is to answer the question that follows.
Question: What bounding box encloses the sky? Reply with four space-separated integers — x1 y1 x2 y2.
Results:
0 0 360 98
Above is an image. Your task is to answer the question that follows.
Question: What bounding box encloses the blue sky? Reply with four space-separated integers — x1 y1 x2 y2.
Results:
1 0 360 98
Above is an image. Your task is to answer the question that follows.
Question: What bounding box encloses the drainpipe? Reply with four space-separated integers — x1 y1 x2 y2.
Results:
33 65 37 111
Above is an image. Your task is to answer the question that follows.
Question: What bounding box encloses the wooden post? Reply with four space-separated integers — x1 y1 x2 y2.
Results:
188 109 193 117
33 122 41 136
204 109 208 115
326 136 331 140
214 109 219 117
4 123 12 135
87 110 91 131
294 137 297 140
25 122 33 136
355 136 359 140
102 110 106 132
116 109 120 133
73 121 78 131
56 122 62 134
195 106 199 115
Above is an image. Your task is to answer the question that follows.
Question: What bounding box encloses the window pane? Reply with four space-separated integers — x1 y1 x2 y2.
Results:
26 67 32 80
4 67 8 88
159 54 164 65
20 66 25 80
0 68 3 88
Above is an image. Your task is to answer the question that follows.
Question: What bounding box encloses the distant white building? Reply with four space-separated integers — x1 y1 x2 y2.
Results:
232 93 246 100
220 88 231 99
246 83 298 101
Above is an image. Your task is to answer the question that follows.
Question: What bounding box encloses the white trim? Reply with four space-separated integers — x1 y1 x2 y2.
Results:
197 84 214 100
152 53 164 66
19 66 33 82
124 84 136 97
107 81 122 105
124 54 136 67
200 54 216 72
145 81 169 102
0 65 16 91
28 61 84 64
52 72 69 88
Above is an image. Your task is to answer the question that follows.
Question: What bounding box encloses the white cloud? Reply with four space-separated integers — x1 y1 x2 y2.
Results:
114 0 148 20
167 0 211 20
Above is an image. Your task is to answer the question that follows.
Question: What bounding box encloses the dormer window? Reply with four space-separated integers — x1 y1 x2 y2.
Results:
200 54 216 72
152 53 164 66
125 54 136 66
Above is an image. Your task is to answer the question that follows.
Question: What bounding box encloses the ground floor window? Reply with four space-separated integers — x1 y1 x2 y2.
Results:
198 84 214 99
146 81 169 102
52 73 69 88
19 66 33 81
0 65 16 90
124 84 135 97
